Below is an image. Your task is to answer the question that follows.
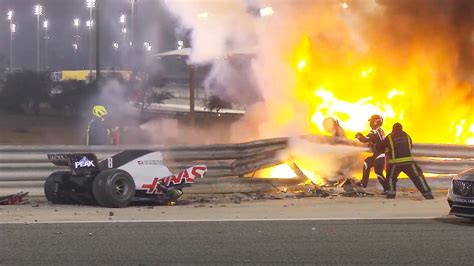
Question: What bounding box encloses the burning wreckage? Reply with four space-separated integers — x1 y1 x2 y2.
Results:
252 134 372 198
284 161 368 198
159 1 472 201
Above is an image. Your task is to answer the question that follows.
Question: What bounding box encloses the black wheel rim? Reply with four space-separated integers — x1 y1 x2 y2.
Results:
113 178 128 197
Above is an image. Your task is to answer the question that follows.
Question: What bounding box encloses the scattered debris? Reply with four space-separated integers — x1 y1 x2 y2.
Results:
0 192 29 205
305 186 332 198
337 179 368 197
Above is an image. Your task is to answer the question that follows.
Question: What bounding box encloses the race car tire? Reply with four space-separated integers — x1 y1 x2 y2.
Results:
44 171 72 204
92 169 135 208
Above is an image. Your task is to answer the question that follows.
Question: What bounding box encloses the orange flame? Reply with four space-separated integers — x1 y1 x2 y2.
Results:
291 35 473 144
268 163 325 186
266 33 472 180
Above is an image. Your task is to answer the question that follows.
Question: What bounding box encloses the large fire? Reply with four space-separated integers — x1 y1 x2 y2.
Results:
269 163 326 186
263 3 473 180
163 0 474 181
290 36 473 144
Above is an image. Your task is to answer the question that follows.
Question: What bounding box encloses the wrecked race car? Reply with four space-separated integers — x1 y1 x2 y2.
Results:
44 151 207 208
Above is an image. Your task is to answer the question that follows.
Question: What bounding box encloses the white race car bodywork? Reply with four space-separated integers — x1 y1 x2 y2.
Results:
45 150 207 207
117 151 206 195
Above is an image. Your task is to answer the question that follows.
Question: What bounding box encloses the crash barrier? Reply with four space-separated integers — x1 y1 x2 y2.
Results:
0 136 473 195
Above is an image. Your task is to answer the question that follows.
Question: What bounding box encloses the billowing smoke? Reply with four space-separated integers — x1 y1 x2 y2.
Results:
282 137 368 180
164 0 473 140
82 79 145 144
162 0 473 177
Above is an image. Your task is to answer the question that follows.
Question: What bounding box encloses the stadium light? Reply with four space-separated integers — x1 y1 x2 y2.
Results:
86 0 96 9
7 10 13 21
144 42 152 51
34 5 43 71
34 5 43 16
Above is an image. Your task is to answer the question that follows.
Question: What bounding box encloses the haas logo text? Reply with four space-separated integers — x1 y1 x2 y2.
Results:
141 166 206 194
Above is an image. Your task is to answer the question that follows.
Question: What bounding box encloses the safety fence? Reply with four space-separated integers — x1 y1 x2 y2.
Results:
0 135 473 195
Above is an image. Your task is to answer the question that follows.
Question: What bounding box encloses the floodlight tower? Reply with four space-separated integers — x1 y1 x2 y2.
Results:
73 18 80 45
43 20 49 70
34 5 43 72
7 10 14 70
86 0 96 78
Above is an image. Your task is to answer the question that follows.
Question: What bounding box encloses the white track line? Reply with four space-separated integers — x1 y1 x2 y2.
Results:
0 216 451 225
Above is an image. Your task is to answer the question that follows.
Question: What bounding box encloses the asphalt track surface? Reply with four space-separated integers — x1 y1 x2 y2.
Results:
1 218 473 265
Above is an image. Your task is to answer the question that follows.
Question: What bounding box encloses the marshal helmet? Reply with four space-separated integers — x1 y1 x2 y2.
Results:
368 114 383 129
92 105 108 118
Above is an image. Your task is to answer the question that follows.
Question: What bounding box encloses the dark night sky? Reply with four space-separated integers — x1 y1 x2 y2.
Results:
0 0 180 71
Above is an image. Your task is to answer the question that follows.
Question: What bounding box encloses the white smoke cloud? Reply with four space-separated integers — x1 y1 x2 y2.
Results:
283 137 367 179
164 0 258 64
161 0 373 177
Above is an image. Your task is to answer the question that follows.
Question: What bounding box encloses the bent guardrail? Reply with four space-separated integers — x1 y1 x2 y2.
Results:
1 136 473 195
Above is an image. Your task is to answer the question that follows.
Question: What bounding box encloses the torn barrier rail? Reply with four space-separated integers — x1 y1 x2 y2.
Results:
0 136 473 195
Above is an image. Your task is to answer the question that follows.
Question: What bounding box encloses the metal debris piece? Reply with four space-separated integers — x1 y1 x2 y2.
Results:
338 179 367 197
308 186 332 197
288 162 307 180
0 192 29 205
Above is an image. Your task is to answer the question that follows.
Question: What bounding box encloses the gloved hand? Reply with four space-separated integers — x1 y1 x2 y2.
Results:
355 132 363 139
